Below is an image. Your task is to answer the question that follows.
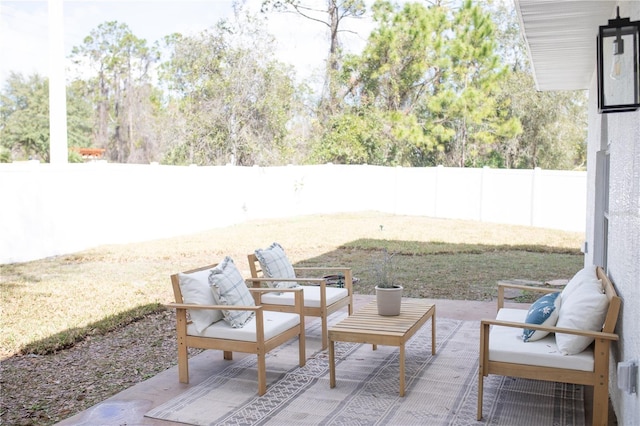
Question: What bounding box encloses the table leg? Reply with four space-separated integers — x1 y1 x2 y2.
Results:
399 343 405 397
329 339 336 388
431 310 436 355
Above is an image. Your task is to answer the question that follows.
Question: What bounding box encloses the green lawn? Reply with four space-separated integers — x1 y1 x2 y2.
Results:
0 212 584 358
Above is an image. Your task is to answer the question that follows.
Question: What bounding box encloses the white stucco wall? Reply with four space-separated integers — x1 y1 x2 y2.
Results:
584 3 640 422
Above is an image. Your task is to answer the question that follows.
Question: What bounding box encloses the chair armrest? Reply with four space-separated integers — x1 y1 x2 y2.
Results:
293 267 354 294
248 287 304 294
246 277 340 300
497 283 560 310
246 277 326 285
480 318 619 341
165 303 262 312
249 287 305 316
293 267 351 273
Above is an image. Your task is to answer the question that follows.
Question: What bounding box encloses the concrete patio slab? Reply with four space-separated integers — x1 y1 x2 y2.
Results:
55 295 611 425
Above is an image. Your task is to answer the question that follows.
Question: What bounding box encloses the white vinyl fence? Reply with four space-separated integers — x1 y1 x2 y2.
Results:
0 162 586 264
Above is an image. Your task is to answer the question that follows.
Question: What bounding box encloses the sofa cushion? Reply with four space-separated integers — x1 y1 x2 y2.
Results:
523 292 562 342
259 285 349 308
177 268 223 333
209 257 255 328
254 242 299 289
490 308 594 371
556 279 608 355
187 311 300 341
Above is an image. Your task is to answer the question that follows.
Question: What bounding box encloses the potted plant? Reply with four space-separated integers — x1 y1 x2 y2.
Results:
373 249 403 315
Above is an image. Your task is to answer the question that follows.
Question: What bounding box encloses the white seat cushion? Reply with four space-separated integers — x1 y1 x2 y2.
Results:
259 285 348 308
489 308 594 372
187 311 300 342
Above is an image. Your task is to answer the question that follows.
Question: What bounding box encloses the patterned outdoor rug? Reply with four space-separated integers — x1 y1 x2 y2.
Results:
145 316 585 426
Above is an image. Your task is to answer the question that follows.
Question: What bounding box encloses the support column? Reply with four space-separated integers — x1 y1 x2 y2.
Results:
48 0 68 164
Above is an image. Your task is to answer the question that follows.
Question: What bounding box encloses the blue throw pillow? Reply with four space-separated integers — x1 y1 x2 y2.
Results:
522 292 562 342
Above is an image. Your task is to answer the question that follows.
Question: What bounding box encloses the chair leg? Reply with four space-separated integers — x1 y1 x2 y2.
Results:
223 351 233 360
478 321 488 420
257 353 267 396
477 372 484 420
176 311 189 384
321 313 328 350
592 382 609 426
177 339 189 384
298 331 306 367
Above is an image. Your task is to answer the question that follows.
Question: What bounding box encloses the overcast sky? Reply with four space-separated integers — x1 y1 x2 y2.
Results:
0 0 376 90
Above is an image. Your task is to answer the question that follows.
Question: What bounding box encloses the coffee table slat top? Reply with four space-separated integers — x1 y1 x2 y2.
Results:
330 299 434 336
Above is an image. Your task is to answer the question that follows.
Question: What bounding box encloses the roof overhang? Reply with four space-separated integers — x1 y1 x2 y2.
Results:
514 1 618 91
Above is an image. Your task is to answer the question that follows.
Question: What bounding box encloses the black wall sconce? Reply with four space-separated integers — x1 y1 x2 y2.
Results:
597 7 640 113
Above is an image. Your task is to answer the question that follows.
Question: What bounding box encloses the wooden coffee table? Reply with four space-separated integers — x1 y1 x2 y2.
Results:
328 298 436 396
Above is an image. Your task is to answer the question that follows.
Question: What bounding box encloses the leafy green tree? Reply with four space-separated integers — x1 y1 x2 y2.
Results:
70 21 159 163
0 73 50 161
0 73 95 163
344 1 447 112
489 0 587 169
66 80 93 152
311 106 385 164
0 146 10 162
320 0 518 167
261 0 366 113
320 1 449 166
497 71 586 169
433 0 520 167
160 9 300 166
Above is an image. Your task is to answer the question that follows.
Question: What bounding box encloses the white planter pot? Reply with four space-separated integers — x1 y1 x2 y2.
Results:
375 285 403 316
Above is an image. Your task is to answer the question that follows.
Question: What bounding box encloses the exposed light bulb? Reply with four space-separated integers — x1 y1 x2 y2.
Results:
609 38 625 80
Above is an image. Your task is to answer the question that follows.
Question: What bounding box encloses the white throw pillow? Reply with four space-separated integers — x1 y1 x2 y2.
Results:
561 266 599 302
556 279 608 355
254 242 299 289
522 292 562 342
209 257 255 328
178 268 224 333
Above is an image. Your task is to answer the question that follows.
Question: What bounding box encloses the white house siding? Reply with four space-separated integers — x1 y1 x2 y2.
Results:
584 3 640 423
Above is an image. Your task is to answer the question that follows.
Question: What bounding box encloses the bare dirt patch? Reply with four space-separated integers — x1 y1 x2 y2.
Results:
0 310 200 425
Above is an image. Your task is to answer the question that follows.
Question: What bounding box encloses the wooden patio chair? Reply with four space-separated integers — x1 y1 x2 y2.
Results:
167 258 306 396
247 242 353 349
478 266 621 425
